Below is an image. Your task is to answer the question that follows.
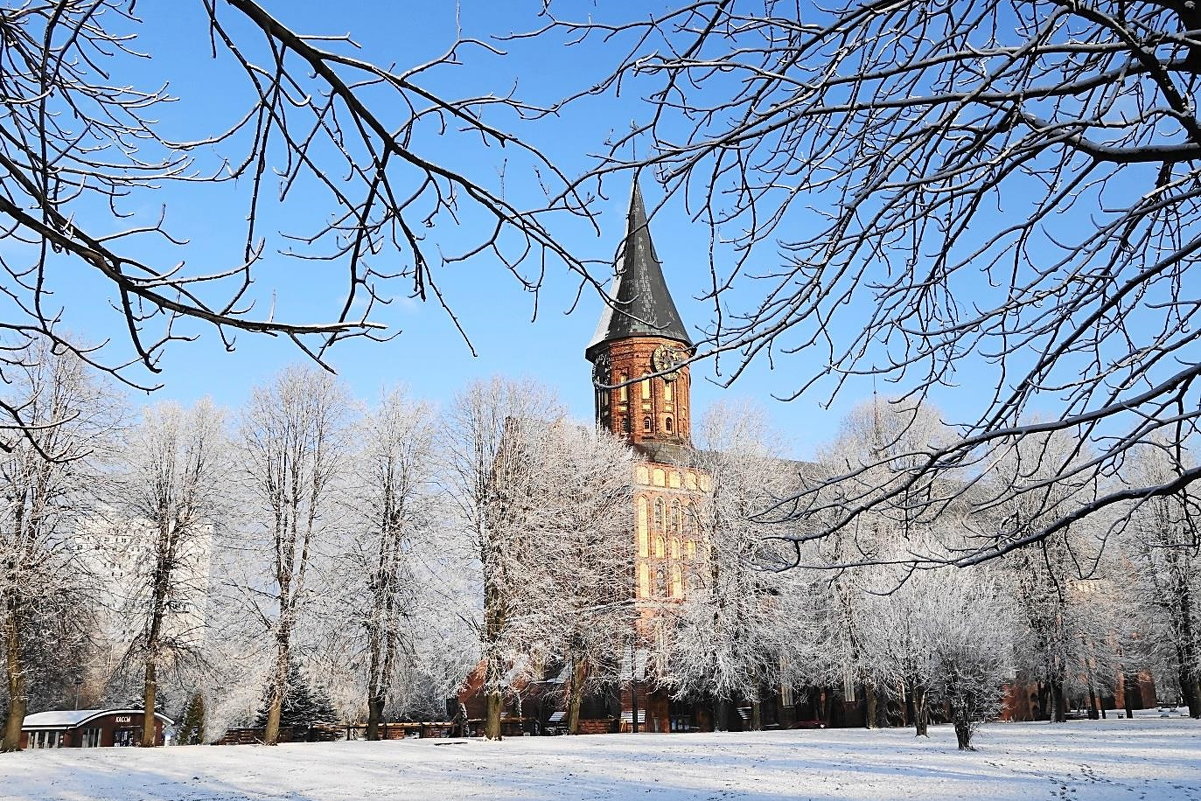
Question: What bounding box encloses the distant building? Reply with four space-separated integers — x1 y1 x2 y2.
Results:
20 709 172 748
72 512 214 649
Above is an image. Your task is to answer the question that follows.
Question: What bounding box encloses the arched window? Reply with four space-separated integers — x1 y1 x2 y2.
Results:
654 535 666 558
654 498 665 532
619 371 629 402
665 416 673 433
671 566 684 598
638 563 650 598
670 500 682 533
655 565 666 597
669 537 681 560
643 415 652 433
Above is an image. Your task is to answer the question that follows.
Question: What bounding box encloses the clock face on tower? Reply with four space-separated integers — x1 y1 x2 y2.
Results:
651 345 687 380
592 354 611 385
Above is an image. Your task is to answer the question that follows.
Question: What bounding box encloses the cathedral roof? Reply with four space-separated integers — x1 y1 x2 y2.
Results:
585 182 692 361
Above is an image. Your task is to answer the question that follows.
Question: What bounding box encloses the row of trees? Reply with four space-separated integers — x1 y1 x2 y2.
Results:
3 340 1198 752
662 399 1200 749
0 340 637 750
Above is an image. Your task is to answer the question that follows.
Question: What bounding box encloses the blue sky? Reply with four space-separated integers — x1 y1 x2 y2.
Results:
32 1 1025 459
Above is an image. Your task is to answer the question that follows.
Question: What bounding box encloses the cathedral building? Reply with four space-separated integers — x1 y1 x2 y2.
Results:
585 183 710 618
582 184 726 733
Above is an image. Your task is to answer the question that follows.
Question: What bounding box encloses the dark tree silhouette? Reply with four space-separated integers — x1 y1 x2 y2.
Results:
527 1 1201 563
0 1 593 448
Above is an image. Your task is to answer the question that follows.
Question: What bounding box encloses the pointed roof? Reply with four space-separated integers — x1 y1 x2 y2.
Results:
585 182 692 361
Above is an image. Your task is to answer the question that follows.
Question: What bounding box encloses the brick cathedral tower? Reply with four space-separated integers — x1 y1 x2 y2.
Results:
585 183 694 455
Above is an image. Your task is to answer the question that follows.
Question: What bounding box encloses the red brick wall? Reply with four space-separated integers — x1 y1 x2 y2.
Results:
592 336 692 447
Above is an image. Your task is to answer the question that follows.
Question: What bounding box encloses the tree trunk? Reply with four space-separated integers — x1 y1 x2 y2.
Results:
140 519 173 748
1179 666 1201 719
630 678 640 734
714 697 729 732
1170 551 1201 718
566 652 588 735
911 683 929 737
820 687 833 727
1122 672 1138 719
365 694 385 741
484 688 503 740
953 711 973 750
749 698 762 732
864 684 879 729
263 636 289 745
140 659 158 747
2 592 26 752
1049 678 1067 723
952 685 977 751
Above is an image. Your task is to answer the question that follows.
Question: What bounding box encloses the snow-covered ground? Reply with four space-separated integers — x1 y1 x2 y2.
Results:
2 716 1198 801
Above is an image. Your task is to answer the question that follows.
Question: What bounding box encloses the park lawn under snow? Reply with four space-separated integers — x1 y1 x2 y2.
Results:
2 717 1199 801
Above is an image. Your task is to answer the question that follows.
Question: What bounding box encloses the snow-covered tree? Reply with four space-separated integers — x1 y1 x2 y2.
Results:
809 398 957 729
524 421 635 734
924 569 1018 750
338 387 441 739
116 400 226 746
0 340 118 751
237 366 350 745
988 429 1114 723
664 401 812 730
442 377 565 740
1122 441 1201 717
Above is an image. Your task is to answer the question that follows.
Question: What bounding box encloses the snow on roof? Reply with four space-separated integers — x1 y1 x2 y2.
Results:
23 709 172 729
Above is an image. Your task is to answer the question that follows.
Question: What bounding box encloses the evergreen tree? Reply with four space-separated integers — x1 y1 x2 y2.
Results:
176 693 206 745
254 658 337 740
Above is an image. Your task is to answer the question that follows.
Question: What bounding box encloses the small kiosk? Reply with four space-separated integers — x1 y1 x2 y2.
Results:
21 708 172 748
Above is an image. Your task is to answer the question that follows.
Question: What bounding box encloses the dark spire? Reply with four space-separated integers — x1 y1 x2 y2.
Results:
585 182 692 361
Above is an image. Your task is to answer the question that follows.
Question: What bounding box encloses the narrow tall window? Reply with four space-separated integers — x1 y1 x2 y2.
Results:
636 497 649 558
654 498 665 532
643 415 652 433
665 416 673 433
641 375 651 399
